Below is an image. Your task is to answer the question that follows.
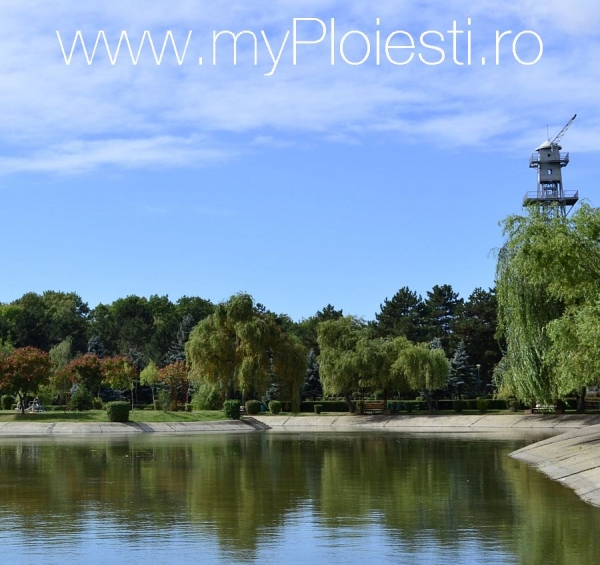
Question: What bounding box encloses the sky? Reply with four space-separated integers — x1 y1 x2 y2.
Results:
1 1 599 321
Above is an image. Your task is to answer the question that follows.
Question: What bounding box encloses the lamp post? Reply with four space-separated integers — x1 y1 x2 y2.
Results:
476 364 481 396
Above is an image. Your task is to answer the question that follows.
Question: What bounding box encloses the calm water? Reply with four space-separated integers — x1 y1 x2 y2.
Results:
1 431 599 565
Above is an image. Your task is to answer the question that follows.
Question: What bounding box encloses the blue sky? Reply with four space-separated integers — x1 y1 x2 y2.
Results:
1 1 599 321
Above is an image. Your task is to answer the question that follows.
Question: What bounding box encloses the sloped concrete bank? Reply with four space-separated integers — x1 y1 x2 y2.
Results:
251 413 600 432
0 419 264 436
510 423 600 508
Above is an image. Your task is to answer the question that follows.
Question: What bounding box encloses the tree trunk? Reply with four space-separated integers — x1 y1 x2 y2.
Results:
424 389 434 414
344 393 355 413
577 387 586 413
17 393 26 415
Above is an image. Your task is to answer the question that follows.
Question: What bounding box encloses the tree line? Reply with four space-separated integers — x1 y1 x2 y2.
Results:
0 280 502 411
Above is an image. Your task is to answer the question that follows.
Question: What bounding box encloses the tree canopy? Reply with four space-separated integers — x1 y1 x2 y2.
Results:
185 293 307 409
495 204 600 404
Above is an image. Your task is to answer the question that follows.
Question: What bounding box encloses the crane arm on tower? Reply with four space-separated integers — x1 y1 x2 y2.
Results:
552 114 577 146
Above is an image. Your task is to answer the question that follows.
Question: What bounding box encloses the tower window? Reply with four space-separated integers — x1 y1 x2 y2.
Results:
547 169 552 175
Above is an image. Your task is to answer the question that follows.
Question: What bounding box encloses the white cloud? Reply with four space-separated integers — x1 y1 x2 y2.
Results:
0 0 598 173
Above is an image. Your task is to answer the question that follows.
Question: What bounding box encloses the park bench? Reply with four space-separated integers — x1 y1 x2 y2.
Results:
585 398 600 411
362 401 385 415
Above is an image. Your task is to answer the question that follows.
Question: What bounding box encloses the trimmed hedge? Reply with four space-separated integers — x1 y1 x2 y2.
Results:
223 399 241 420
106 401 130 422
269 400 282 414
245 400 262 415
1 395 15 410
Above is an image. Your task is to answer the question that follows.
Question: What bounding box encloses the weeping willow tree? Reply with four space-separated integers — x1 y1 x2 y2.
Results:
391 343 449 412
495 204 600 406
185 293 307 409
317 316 411 411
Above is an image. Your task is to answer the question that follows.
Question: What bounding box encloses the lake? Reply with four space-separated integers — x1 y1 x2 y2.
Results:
1 431 599 565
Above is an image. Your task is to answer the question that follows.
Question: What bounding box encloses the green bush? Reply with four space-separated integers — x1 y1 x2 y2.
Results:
508 399 522 412
1 395 15 410
157 390 170 413
453 399 466 413
314 404 323 414
92 397 103 410
476 398 489 413
186 403 193 412
106 401 130 422
269 400 282 414
192 382 222 410
246 399 262 415
223 399 241 420
68 387 93 411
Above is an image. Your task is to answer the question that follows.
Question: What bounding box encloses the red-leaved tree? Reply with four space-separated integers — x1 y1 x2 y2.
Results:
1 347 51 414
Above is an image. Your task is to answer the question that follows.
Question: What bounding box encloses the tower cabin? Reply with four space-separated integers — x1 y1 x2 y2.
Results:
523 116 579 217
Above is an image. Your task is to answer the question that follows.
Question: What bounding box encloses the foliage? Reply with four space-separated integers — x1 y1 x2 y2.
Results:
68 385 94 411
0 346 51 414
317 316 410 409
452 287 502 391
392 343 450 412
66 354 104 396
269 400 282 414
1 395 15 410
448 341 475 398
245 399 262 415
302 348 322 400
223 399 241 420
106 401 130 422
139 361 161 407
476 398 489 414
374 286 425 341
164 313 196 365
192 382 222 410
421 284 463 354
495 204 600 403
157 389 170 413
158 361 189 410
294 303 344 353
452 399 466 413
186 294 307 408
102 356 137 391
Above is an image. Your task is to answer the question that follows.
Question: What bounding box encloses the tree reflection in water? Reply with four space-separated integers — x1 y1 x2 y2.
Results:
0 432 599 564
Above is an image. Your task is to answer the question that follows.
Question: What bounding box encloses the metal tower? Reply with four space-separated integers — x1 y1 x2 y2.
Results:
523 114 579 216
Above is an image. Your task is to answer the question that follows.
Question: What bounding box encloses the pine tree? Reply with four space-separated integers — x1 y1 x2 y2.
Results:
374 286 424 341
302 349 323 400
165 314 195 365
448 340 474 398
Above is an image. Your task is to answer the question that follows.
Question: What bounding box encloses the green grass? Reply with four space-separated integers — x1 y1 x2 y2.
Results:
0 409 228 423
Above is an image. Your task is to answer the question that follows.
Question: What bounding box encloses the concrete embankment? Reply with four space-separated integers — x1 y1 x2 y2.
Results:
250 413 600 432
0 419 265 436
2 413 600 436
510 423 600 508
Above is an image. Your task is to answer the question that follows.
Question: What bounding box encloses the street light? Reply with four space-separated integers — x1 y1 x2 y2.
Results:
476 364 481 396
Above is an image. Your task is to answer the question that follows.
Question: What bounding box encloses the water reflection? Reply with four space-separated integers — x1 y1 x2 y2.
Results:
0 432 599 564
